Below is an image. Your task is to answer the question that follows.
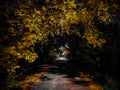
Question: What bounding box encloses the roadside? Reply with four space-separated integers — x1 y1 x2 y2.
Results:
17 72 46 90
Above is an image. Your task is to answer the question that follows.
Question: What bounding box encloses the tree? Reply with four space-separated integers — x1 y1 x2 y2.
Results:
0 0 119 78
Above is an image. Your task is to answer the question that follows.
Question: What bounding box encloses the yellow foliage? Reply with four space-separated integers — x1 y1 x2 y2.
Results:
79 72 103 90
19 72 46 90
89 84 103 90
83 26 106 48
0 0 118 75
42 6 47 11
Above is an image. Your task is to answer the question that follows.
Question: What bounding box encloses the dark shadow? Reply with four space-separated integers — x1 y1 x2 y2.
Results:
72 80 89 86
41 75 53 81
42 58 81 75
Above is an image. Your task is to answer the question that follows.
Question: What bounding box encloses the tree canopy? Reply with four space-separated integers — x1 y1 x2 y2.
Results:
0 0 119 75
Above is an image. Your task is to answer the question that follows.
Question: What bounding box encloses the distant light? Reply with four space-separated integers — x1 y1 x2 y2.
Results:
55 57 68 61
59 57 68 60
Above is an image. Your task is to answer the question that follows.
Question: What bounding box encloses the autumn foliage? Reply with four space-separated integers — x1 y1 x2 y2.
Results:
0 0 119 89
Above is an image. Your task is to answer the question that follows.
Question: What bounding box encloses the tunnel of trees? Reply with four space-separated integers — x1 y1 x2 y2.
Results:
0 0 120 89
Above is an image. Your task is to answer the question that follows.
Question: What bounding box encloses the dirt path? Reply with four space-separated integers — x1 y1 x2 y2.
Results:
31 73 90 90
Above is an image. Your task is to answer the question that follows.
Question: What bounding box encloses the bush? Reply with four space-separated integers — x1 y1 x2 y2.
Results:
104 77 120 90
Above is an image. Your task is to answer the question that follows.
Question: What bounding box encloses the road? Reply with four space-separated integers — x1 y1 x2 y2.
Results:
31 73 90 90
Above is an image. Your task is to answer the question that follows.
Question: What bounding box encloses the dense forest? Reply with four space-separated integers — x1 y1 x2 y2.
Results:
0 0 120 90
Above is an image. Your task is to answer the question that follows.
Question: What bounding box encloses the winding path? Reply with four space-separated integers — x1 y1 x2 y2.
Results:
31 73 90 90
